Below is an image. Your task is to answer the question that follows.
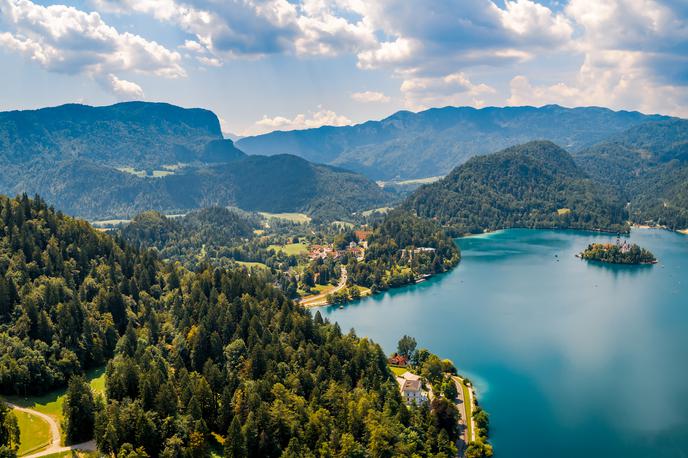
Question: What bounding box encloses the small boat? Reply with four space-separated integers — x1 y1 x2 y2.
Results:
338 305 344 310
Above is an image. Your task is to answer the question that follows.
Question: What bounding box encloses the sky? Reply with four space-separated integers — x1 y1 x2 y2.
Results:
0 0 687 136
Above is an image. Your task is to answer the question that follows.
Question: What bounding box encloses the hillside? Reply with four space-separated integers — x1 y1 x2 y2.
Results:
0 194 462 456
11 154 390 221
574 119 688 229
0 103 391 221
0 102 227 168
405 141 629 234
237 105 669 180
118 208 259 267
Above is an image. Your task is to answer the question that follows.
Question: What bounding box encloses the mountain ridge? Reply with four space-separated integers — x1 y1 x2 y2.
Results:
237 104 672 180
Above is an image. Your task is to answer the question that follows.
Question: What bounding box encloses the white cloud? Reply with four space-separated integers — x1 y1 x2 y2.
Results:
507 0 688 117
106 74 144 99
0 0 185 97
401 72 497 111
351 91 391 103
248 107 352 135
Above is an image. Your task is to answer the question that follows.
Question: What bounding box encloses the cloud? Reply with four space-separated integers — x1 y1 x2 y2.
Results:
401 72 497 110
0 0 184 97
105 74 144 99
351 91 391 103
93 0 376 60
508 1 688 117
249 107 352 134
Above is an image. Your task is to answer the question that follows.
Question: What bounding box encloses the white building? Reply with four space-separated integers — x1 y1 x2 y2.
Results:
396 371 428 405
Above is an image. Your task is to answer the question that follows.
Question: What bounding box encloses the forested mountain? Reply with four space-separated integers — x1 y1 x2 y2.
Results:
237 105 668 180
15 154 390 221
0 102 227 168
0 194 462 456
0 103 391 221
405 141 629 234
574 119 688 229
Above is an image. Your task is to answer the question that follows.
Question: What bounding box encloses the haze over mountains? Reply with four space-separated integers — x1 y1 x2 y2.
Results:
0 102 390 221
237 105 670 180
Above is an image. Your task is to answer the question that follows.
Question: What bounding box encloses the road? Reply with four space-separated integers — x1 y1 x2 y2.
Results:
6 402 96 458
451 377 469 457
300 266 348 307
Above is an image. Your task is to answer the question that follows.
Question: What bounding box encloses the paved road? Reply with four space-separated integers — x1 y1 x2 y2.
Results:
300 266 348 307
451 377 469 457
6 402 96 458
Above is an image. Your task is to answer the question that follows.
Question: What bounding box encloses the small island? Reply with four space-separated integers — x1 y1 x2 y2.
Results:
578 239 657 265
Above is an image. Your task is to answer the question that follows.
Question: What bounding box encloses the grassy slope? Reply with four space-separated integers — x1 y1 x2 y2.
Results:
259 212 312 224
16 410 51 456
6 367 106 450
268 242 309 256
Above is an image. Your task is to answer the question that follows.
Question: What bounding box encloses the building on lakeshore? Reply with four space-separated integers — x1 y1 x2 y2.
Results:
396 371 428 405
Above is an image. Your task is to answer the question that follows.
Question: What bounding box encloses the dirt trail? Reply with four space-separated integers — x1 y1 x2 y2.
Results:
6 402 96 458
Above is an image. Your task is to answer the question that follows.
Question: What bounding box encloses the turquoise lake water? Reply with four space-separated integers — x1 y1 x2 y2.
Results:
318 228 688 457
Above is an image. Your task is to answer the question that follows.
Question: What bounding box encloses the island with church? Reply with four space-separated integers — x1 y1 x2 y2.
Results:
578 239 657 265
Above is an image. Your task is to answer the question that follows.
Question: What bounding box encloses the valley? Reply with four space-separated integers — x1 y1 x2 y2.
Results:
0 100 686 458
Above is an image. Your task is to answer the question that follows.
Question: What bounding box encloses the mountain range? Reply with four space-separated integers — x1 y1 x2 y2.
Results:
237 105 670 180
0 102 390 221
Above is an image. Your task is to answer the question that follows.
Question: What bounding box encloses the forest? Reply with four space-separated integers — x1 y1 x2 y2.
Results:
405 141 630 235
347 211 461 293
0 194 470 457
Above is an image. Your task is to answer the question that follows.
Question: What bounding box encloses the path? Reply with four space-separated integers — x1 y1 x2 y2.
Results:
451 377 469 457
300 266 348 307
6 402 96 458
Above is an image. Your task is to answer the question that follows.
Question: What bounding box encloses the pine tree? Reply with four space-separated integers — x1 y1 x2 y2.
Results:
63 375 96 443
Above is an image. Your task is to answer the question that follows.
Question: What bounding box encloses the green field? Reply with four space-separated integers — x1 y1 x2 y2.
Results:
236 260 269 270
259 212 311 224
389 366 408 376
268 242 308 256
361 207 393 217
4 366 106 446
40 452 99 458
15 409 51 456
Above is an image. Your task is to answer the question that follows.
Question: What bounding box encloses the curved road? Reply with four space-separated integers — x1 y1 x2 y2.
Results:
300 266 348 307
6 402 96 458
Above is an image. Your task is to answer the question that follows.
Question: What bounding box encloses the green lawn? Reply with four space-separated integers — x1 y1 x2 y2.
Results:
15 409 51 456
236 260 269 270
389 366 408 376
268 242 308 256
4 366 106 446
40 452 99 458
259 212 311 224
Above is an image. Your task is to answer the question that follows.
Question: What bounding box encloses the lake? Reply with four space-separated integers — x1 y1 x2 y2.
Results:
317 228 688 458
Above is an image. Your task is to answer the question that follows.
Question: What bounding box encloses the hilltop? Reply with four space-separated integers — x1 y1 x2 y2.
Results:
405 141 629 234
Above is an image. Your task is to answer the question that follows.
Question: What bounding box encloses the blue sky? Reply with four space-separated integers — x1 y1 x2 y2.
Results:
1 0 687 136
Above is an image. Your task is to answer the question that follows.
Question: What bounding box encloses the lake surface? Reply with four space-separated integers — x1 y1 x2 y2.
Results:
318 228 688 458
